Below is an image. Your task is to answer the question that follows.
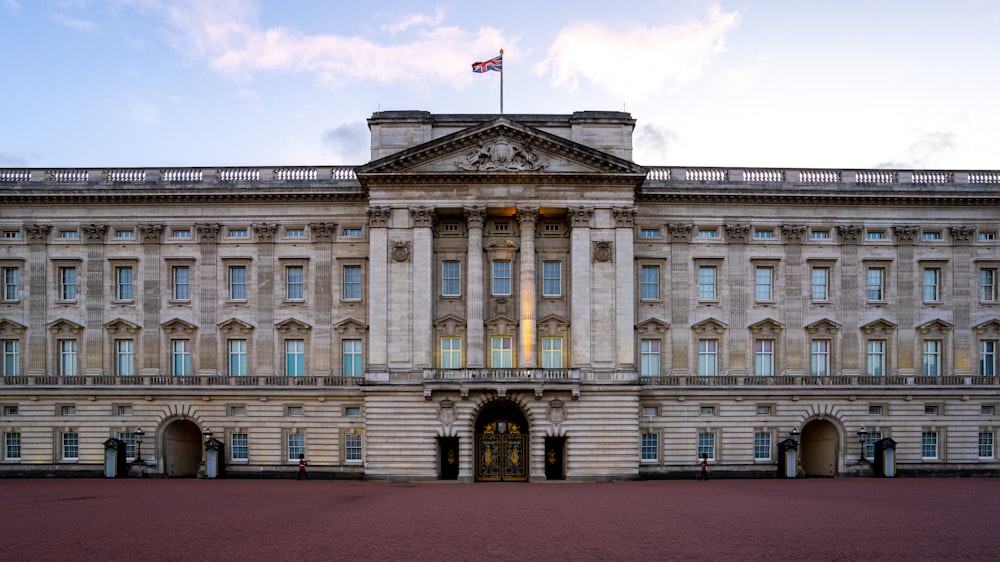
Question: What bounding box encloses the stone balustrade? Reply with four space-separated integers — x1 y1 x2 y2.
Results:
0 166 359 184
0 374 365 387
644 167 1000 185
640 374 997 386
424 368 581 381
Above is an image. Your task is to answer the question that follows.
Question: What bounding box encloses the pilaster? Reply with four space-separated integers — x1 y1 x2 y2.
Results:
950 226 976 374
667 223 692 375
894 225 919 375
516 206 538 367
837 225 863 374
366 207 391 375
195 223 221 375
25 224 50 375
613 207 637 372
252 223 278 376
569 207 593 369
309 222 336 375
724 223 750 375
138 224 163 375
781 224 807 375
81 224 107 375
411 206 435 369
464 206 487 368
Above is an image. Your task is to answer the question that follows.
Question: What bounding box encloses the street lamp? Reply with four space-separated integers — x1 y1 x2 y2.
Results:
133 427 144 463
857 426 869 462
203 427 213 442
790 427 800 443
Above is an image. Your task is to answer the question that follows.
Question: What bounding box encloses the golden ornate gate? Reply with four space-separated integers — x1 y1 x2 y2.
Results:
476 422 527 481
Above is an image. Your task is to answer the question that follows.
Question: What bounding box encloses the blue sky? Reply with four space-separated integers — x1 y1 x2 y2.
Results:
1 0 998 170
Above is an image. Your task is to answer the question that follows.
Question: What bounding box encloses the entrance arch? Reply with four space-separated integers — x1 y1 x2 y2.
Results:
162 419 203 477
474 400 529 481
800 419 839 477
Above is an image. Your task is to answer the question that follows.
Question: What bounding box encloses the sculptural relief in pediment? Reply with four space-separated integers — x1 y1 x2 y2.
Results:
454 135 548 172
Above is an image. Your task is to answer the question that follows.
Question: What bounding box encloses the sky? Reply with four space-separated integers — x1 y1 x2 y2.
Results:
1 0 998 170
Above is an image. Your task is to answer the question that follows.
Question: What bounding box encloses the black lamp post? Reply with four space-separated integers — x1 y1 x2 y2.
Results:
203 427 213 442
856 426 868 462
790 426 800 443
133 427 144 463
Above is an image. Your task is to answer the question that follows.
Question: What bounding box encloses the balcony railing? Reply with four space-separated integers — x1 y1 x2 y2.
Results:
642 167 1000 185
0 374 364 387
639 374 996 386
423 368 581 382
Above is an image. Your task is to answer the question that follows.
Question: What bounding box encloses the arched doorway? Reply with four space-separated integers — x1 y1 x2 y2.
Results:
475 400 529 482
800 419 839 477
162 419 203 477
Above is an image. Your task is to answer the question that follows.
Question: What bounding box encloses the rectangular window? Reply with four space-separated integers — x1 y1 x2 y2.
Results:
640 229 660 238
2 340 20 376
344 434 363 461
754 267 773 301
442 223 460 233
811 267 829 301
491 336 513 368
343 265 362 300
114 340 135 376
923 268 941 302
58 340 78 376
979 232 997 241
640 265 660 300
698 433 716 461
754 432 772 461
343 228 363 237
983 405 996 415
285 339 305 376
754 229 774 239
442 261 461 297
756 405 772 415
924 405 940 415
810 340 830 376
641 433 658 462
62 432 79 460
117 432 136 460
865 431 883 460
922 340 941 376
172 266 190 301
921 431 938 459
754 340 774 376
59 266 77 301
698 266 717 301
286 228 305 238
229 339 247 376
59 230 79 240
542 261 561 297
980 269 997 302
286 405 304 417
231 433 249 461
700 406 715 416
285 265 304 300
115 229 135 239
4 431 21 460
642 406 658 417
228 228 248 238
228 405 246 416
810 230 829 239
229 266 247 301
541 337 563 369
115 266 134 301
697 228 717 238
866 340 885 376
868 405 884 415
640 339 660 377
922 231 941 241
979 431 995 459
1 266 18 301
172 229 191 239
2 230 21 239
492 260 511 295
171 340 191 376
287 433 304 462
441 337 462 369
866 267 885 302
343 339 363 377
866 230 885 240
981 341 997 376
116 404 133 416
698 340 718 376
60 404 76 416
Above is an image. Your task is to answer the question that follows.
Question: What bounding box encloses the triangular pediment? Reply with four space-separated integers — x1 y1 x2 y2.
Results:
916 319 953 335
636 317 670 334
0 318 27 335
974 319 1000 336
276 318 312 334
218 318 255 334
805 318 841 334
861 319 897 335
334 317 367 336
357 118 647 179
692 317 727 334
161 317 197 334
48 318 84 334
104 318 141 335
749 318 784 334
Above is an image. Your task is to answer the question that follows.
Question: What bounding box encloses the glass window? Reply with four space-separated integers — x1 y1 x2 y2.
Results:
231 433 249 461
285 266 304 300
492 260 511 296
491 336 513 368
229 266 247 301
641 433 658 462
345 406 361 417
698 340 717 376
698 266 717 301
117 432 136 460
810 230 829 239
441 337 462 369
343 265 362 300
115 340 134 376
284 340 304 376
697 228 717 238
442 261 461 297
2 340 20 376
980 269 997 302
754 432 772 461
754 229 774 239
344 434 363 461
2 230 21 239
5 431 21 460
864 431 883 460
62 432 79 460
980 340 997 376
811 267 829 301
58 340 78 376
641 265 659 300
921 431 938 459
115 266 134 301
922 340 941 376
59 230 79 240
755 267 773 301
59 266 77 301
866 268 885 302
922 231 941 241
343 339 363 376
542 261 561 297
172 266 190 301
115 229 135 239
343 228 363 237
1 266 18 301
979 232 997 241
640 339 660 377
229 339 247 376
286 228 305 238
229 228 248 238
810 340 830 376
923 268 941 302
866 340 885 376
287 433 304 462
172 229 192 239
698 433 715 461
754 340 774 376
866 230 885 240
541 337 563 369
979 431 995 459
171 339 191 376
640 229 660 238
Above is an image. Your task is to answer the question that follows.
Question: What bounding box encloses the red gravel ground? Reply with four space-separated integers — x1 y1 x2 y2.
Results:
2 478 998 561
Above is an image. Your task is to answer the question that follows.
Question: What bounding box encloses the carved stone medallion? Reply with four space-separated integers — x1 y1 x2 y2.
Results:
391 240 411 262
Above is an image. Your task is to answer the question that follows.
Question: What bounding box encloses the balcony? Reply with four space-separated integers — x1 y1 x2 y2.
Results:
423 368 581 382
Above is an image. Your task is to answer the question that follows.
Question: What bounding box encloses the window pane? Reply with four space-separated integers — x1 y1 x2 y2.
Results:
116 267 133 300
811 267 829 300
343 265 362 300
541 337 562 369
641 433 658 461
441 337 462 369
285 339 305 376
286 266 304 300
442 261 461 296
811 340 830 376
867 268 884 301
754 432 772 460
698 340 717 376
231 433 249 461
229 266 247 300
542 261 561 297
923 269 940 302
287 433 305 461
981 341 997 376
922 340 941 376
2 267 18 301
981 269 997 301
491 336 512 368
640 339 660 377
492 260 511 295
173 266 190 300
698 267 716 300
755 267 772 301
754 340 774 376
698 433 715 460
115 340 134 376
867 341 885 376
59 340 77 376
2 340 20 376
172 340 190 376
229 339 247 376
62 432 79 460
641 265 659 300
343 339 363 376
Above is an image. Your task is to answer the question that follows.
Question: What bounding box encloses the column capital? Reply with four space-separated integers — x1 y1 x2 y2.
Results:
781 224 807 244
308 222 337 242
724 223 750 244
81 223 107 244
515 206 539 229
195 223 222 243
893 225 919 245
568 207 594 228
949 226 977 245
667 223 693 243
836 224 863 245
410 206 436 228
463 205 487 229
368 206 391 228
612 206 637 228
252 223 279 242
137 224 164 244
25 224 52 243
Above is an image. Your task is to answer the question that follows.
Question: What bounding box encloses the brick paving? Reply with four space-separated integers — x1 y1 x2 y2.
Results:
2 478 998 561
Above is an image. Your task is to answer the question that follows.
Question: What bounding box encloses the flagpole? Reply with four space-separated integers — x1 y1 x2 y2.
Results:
499 48 504 114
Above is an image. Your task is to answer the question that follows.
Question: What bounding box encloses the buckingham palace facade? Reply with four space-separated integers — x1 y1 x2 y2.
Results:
1 111 999 480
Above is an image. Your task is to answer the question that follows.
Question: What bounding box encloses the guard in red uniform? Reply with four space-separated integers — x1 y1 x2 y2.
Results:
297 453 309 480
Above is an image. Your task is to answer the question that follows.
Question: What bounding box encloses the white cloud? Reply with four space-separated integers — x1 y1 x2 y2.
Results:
536 4 740 101
51 12 101 32
380 7 445 35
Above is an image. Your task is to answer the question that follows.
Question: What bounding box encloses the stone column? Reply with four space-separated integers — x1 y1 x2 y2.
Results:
893 225 919 376
950 226 976 374
613 207 637 372
724 224 750 375
25 224 51 375
195 223 221 375
781 225 807 375
252 224 278 376
837 225 863 375
309 222 336 375
137 224 163 375
516 207 539 368
667 224 693 375
411 207 435 369
464 206 487 368
81 224 107 375
569 207 593 369
366 207 391 376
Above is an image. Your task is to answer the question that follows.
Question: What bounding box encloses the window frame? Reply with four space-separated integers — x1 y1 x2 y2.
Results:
490 336 513 368
491 260 512 296
344 433 363 462
541 260 562 298
285 264 305 301
230 432 249 462
922 267 942 303
640 264 660 301
114 339 135 376
697 265 717 302
921 431 939 460
58 265 78 302
285 339 305 376
114 265 134 302
4 430 21 461
697 432 716 461
866 266 886 303
441 260 462 297
171 265 191 302
1 265 19 302
171 339 191 376
866 339 886 376
342 264 363 301
228 264 248 302
754 431 772 461
810 266 830 302
440 336 462 369
640 339 660 377
697 339 718 376
541 336 563 369
980 267 997 303
640 432 659 463
754 339 775 376
922 340 942 376
58 339 78 376
228 339 248 376
343 339 363 377
2 339 20 377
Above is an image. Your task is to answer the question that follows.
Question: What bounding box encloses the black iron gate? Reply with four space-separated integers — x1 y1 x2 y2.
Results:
476 423 527 481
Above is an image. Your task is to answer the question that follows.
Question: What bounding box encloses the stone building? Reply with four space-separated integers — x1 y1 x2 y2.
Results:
1 110 998 480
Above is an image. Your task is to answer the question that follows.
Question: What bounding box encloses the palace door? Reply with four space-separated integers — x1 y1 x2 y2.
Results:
474 400 529 482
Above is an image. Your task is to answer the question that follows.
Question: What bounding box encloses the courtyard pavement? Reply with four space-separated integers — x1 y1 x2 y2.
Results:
2 477 998 561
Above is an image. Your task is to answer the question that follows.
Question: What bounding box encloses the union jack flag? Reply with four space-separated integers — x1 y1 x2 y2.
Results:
471 54 502 73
